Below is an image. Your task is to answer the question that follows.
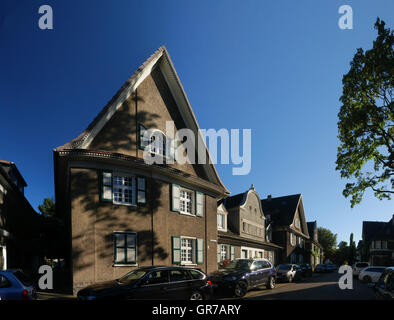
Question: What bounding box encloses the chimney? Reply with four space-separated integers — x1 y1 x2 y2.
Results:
267 195 272 199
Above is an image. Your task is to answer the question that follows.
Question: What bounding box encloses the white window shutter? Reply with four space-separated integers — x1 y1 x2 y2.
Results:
195 191 204 217
172 236 181 264
101 171 112 202
196 238 204 265
171 184 180 212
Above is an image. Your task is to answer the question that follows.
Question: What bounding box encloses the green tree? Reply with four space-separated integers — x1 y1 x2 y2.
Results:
318 227 338 261
38 197 56 218
348 233 357 265
336 18 394 208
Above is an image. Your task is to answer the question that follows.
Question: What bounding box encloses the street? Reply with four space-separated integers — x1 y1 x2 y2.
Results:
225 272 376 300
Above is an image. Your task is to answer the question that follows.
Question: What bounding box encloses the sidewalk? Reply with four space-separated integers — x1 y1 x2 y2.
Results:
36 291 76 300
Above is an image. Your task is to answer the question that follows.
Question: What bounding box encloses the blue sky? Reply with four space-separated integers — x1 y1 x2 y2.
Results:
0 0 393 245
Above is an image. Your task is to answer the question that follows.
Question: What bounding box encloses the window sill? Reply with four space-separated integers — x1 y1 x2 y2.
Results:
181 263 197 266
179 212 196 217
113 264 138 267
112 202 137 207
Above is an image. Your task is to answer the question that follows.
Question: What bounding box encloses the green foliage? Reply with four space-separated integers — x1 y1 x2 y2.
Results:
38 197 56 218
318 227 337 260
336 18 394 208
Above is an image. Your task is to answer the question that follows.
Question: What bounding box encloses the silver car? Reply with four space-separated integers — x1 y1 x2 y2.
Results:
0 269 36 300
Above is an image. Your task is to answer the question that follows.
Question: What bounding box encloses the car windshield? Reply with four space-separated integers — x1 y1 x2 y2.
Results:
117 269 148 284
224 260 252 270
278 265 291 270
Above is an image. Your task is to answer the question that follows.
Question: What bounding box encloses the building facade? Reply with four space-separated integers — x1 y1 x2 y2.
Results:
306 221 324 267
0 160 40 274
261 194 310 264
54 47 229 294
362 215 394 266
217 186 282 266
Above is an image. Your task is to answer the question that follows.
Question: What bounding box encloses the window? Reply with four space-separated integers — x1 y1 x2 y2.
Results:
171 184 203 217
172 236 203 265
190 270 205 280
114 232 137 265
149 131 166 156
100 172 146 206
113 175 135 205
142 270 169 286
376 240 381 249
382 241 388 249
169 269 191 282
220 244 228 261
0 275 11 288
290 233 296 246
180 189 193 215
217 214 225 230
181 238 194 264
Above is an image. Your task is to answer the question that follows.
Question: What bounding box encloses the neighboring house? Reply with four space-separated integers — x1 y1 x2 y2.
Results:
0 160 40 274
362 216 394 266
306 221 324 267
217 186 282 266
53 46 229 294
261 194 310 264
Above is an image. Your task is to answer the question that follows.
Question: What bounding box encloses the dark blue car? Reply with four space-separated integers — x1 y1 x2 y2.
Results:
0 270 36 300
209 258 277 297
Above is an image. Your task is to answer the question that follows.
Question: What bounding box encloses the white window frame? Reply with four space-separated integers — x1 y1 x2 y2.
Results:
180 236 195 265
113 231 137 266
220 244 228 261
149 130 165 156
112 174 136 206
290 233 296 246
217 213 225 230
179 188 194 216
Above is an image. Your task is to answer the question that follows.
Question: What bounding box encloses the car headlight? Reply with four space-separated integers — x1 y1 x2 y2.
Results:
223 276 237 281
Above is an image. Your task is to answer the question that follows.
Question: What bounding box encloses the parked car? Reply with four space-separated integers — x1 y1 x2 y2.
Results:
314 264 328 273
358 266 387 283
276 264 302 282
77 266 212 300
352 262 370 278
368 267 394 300
209 258 277 298
326 264 338 272
0 269 36 300
299 264 313 277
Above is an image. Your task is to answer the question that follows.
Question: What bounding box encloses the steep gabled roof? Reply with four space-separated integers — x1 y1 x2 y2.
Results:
261 194 301 226
222 192 246 210
363 219 394 241
55 46 229 194
261 194 309 237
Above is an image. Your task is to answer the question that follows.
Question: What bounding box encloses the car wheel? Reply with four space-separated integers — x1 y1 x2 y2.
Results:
266 276 276 289
363 276 372 284
190 291 203 300
234 281 248 298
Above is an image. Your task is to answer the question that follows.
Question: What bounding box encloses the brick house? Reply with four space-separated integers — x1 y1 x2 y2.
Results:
217 186 282 267
306 221 324 268
0 160 40 274
261 194 310 264
362 215 394 266
53 47 229 294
